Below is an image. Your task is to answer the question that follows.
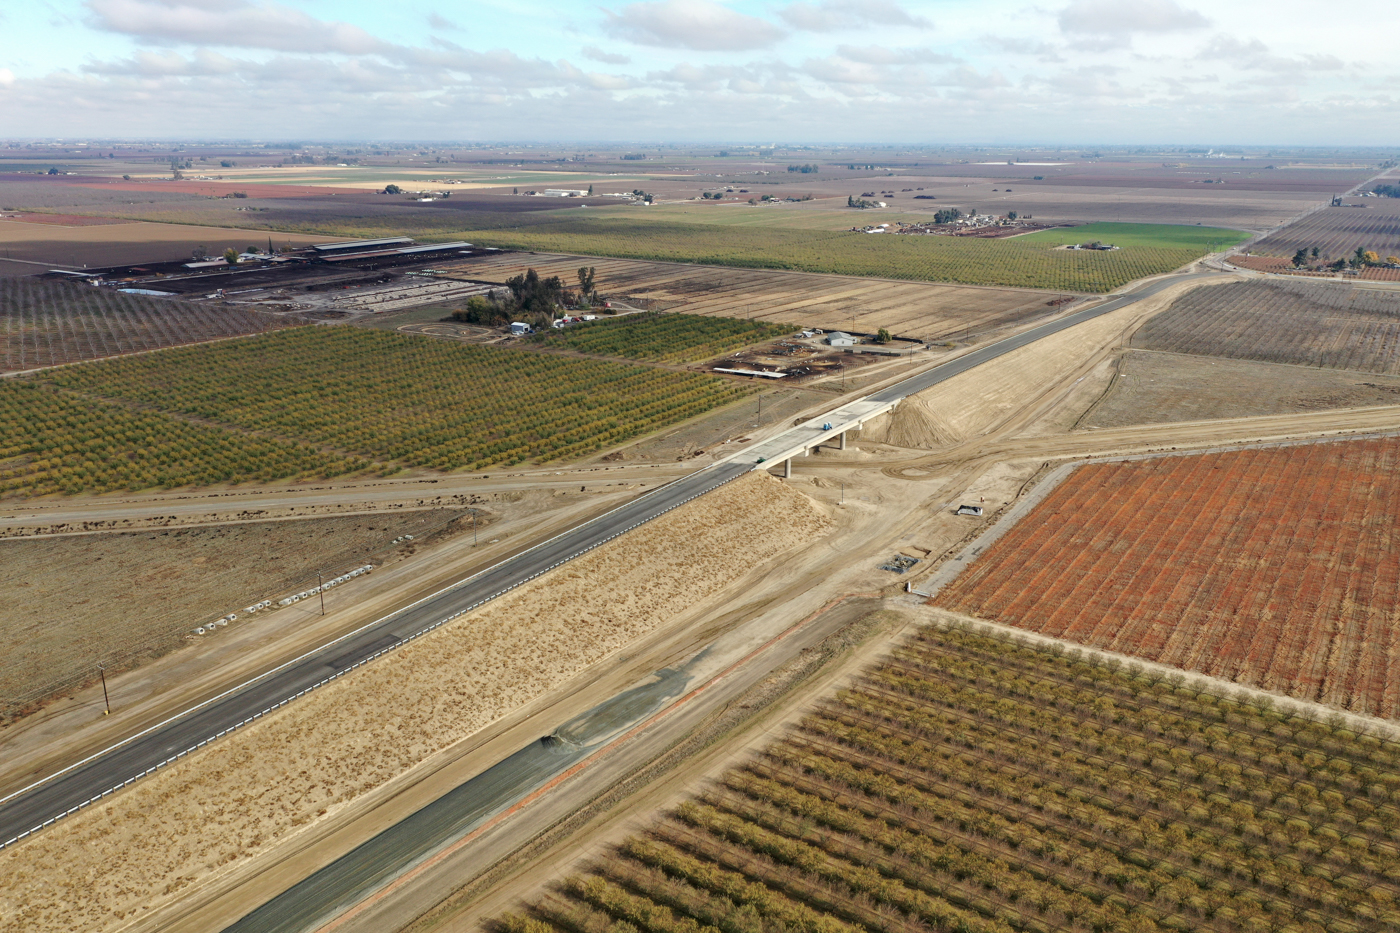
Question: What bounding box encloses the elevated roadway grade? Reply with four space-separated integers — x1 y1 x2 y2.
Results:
0 269 1217 854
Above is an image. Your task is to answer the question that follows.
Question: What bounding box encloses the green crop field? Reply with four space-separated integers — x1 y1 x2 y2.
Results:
447 217 1245 292
503 623 1400 933
529 313 796 364
0 327 749 496
1016 222 1250 251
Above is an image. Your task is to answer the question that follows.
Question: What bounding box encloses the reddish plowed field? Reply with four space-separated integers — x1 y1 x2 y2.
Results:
935 437 1400 718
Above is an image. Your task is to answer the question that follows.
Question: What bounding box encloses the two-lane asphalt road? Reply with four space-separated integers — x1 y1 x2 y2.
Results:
0 269 1217 851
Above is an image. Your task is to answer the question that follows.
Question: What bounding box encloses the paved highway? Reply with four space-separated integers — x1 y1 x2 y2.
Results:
0 269 1215 852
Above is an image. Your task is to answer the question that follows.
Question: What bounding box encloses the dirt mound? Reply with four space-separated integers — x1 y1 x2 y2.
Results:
860 396 963 449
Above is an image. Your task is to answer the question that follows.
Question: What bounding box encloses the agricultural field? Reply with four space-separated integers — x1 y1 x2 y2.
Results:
1015 222 1248 252
934 436 1400 718
1080 350 1400 429
504 623 1400 933
443 253 1067 341
529 313 796 364
29 326 749 483
441 217 1241 292
0 378 363 497
1133 279 1400 375
0 215 336 268
1249 199 1400 262
0 510 461 719
0 278 291 372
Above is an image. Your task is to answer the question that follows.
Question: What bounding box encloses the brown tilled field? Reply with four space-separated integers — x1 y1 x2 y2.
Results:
1250 199 1400 261
0 510 463 718
0 218 335 267
1080 350 1400 428
0 278 293 372
442 253 1066 341
1132 278 1400 374
934 436 1400 718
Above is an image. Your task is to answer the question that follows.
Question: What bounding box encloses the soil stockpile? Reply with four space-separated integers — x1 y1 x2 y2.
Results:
0 472 830 933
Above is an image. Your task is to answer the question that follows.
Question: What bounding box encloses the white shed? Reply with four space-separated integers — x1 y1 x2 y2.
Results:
826 331 858 347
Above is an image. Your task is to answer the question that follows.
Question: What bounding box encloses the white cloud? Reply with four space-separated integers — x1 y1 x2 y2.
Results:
427 13 459 31
1058 0 1208 36
778 0 931 32
1196 35 1343 73
86 0 392 54
1044 67 1126 97
0 68 14 87
602 0 784 51
835 45 955 66
583 45 632 64
936 65 1010 89
982 36 1066 64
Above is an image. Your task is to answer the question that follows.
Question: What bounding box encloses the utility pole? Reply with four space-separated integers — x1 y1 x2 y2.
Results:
472 509 478 546
99 665 111 715
317 572 325 615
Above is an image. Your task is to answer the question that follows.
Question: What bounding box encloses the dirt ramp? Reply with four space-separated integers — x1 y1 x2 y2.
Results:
862 278 1219 449
0 473 831 933
859 395 964 449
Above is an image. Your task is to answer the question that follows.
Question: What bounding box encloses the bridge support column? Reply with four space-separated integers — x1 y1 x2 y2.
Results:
783 458 792 479
839 431 847 450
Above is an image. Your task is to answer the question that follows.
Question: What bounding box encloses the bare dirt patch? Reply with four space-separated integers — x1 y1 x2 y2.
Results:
0 509 469 719
0 220 335 268
0 472 831 933
1080 349 1400 429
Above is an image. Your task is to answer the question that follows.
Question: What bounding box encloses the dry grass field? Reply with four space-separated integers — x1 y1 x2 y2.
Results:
0 510 462 719
935 436 1400 718
443 253 1065 341
502 623 1400 933
0 473 831 933
0 278 292 372
1080 350 1400 428
1132 279 1400 375
1249 199 1400 261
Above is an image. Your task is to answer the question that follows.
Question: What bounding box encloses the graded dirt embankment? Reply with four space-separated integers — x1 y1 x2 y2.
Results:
0 472 831 933
857 279 1220 450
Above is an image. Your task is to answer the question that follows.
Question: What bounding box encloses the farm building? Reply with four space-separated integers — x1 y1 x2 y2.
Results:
826 331 858 347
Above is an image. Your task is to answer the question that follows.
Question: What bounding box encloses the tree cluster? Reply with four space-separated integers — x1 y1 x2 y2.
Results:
451 267 568 329
933 208 963 224
1373 184 1400 198
786 164 819 174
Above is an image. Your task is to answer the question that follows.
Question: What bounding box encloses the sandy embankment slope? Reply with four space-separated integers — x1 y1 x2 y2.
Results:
858 277 1222 449
0 472 831 933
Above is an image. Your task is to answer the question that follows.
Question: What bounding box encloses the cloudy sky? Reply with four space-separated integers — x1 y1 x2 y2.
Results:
0 0 1394 144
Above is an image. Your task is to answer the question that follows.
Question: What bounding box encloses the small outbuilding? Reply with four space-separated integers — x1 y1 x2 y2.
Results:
826 331 858 347
510 322 531 335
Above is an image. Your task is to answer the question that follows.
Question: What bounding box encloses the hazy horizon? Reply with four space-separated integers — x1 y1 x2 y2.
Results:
0 0 1395 145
